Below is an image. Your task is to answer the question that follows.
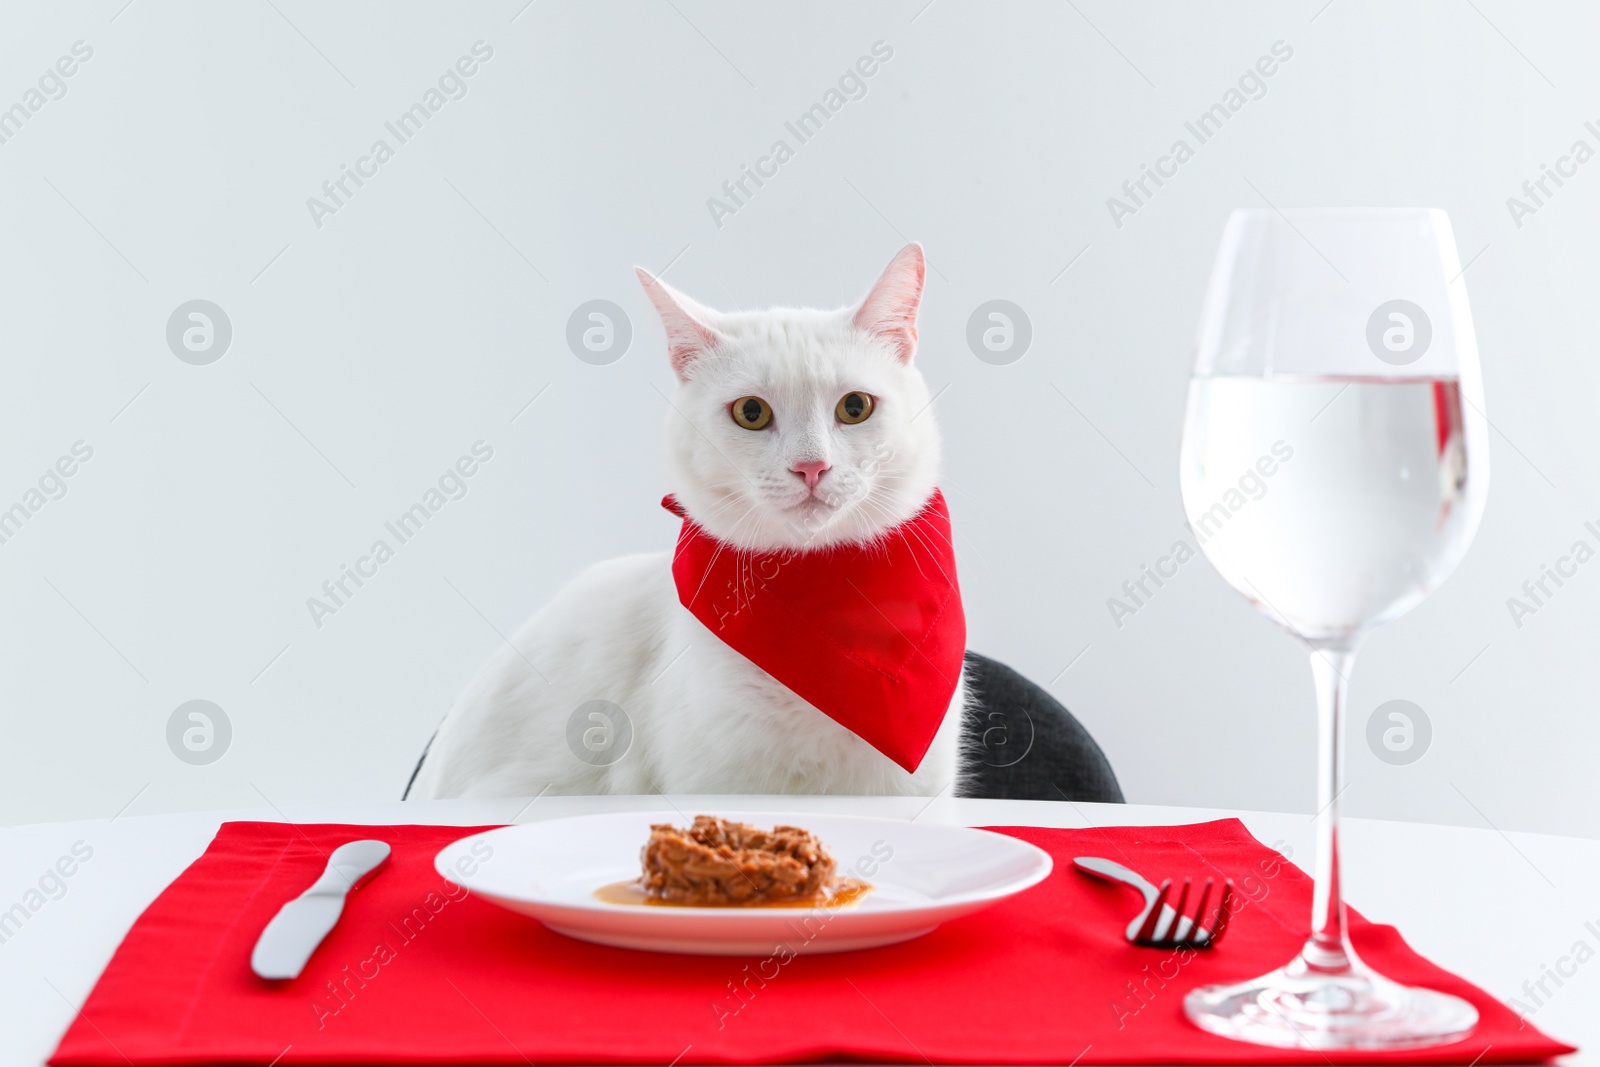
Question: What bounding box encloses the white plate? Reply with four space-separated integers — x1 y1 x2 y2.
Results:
435 810 1052 956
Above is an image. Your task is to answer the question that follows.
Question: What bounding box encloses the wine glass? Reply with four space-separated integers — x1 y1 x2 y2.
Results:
1179 208 1489 1048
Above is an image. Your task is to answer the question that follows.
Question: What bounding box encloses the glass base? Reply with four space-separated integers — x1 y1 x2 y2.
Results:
1185 959 1478 1050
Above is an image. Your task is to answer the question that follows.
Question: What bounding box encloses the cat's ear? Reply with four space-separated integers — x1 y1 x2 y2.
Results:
853 242 925 364
636 268 724 380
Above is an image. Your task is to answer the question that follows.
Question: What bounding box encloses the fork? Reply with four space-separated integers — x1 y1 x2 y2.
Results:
1072 856 1233 949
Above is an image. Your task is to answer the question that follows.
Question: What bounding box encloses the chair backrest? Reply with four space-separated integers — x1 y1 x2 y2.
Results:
961 651 1125 803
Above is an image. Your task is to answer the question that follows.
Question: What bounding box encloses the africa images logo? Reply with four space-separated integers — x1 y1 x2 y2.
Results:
1365 300 1431 366
1105 40 1293 228
705 41 894 228
305 42 494 229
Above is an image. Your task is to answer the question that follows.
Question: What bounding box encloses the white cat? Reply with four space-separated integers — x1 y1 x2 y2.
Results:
407 244 967 800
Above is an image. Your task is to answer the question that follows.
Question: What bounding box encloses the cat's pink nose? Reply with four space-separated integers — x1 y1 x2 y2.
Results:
790 459 831 490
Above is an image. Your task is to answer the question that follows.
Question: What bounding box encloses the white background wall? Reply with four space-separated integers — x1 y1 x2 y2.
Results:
1 0 1596 839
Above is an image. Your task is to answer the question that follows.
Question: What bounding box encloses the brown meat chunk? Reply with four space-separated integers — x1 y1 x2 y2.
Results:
640 816 837 905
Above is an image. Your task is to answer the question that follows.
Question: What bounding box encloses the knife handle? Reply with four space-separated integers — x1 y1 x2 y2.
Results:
311 840 391 896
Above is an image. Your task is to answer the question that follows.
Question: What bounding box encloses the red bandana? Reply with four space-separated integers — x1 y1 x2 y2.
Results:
663 490 966 773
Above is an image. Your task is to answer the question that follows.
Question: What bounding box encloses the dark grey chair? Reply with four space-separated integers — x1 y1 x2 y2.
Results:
405 650 1124 802
959 651 1124 803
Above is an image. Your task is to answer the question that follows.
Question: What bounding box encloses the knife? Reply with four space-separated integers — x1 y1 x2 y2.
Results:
251 839 391 980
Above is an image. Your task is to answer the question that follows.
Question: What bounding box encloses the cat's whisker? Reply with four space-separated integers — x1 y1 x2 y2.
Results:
866 506 938 583
934 480 981 504
899 520 958 587
695 496 752 524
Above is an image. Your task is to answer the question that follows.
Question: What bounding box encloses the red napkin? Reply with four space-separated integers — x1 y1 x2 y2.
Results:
664 489 966 773
52 819 1573 1065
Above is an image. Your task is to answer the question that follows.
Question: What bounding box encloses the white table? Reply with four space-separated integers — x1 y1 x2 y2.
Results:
1 797 1594 1066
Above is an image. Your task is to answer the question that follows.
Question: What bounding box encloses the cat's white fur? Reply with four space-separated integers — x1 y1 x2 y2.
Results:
408 244 966 800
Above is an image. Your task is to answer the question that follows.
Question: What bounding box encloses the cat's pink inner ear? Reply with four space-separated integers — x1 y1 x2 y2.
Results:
636 268 721 379
853 243 926 363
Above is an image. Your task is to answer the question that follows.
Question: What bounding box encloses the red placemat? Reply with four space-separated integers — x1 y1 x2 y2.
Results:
51 819 1573 1065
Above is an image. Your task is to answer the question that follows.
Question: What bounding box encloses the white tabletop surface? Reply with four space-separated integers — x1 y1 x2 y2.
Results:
0 796 1593 1066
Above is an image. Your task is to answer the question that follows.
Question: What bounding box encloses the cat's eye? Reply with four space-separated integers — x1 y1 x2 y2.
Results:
835 392 874 425
731 396 773 430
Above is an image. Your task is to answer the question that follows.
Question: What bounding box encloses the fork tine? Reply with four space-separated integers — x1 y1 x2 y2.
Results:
1187 878 1213 945
1134 880 1170 943
1208 879 1235 946
1166 878 1192 942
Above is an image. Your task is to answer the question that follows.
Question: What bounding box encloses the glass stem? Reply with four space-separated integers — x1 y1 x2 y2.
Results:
1301 645 1357 974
